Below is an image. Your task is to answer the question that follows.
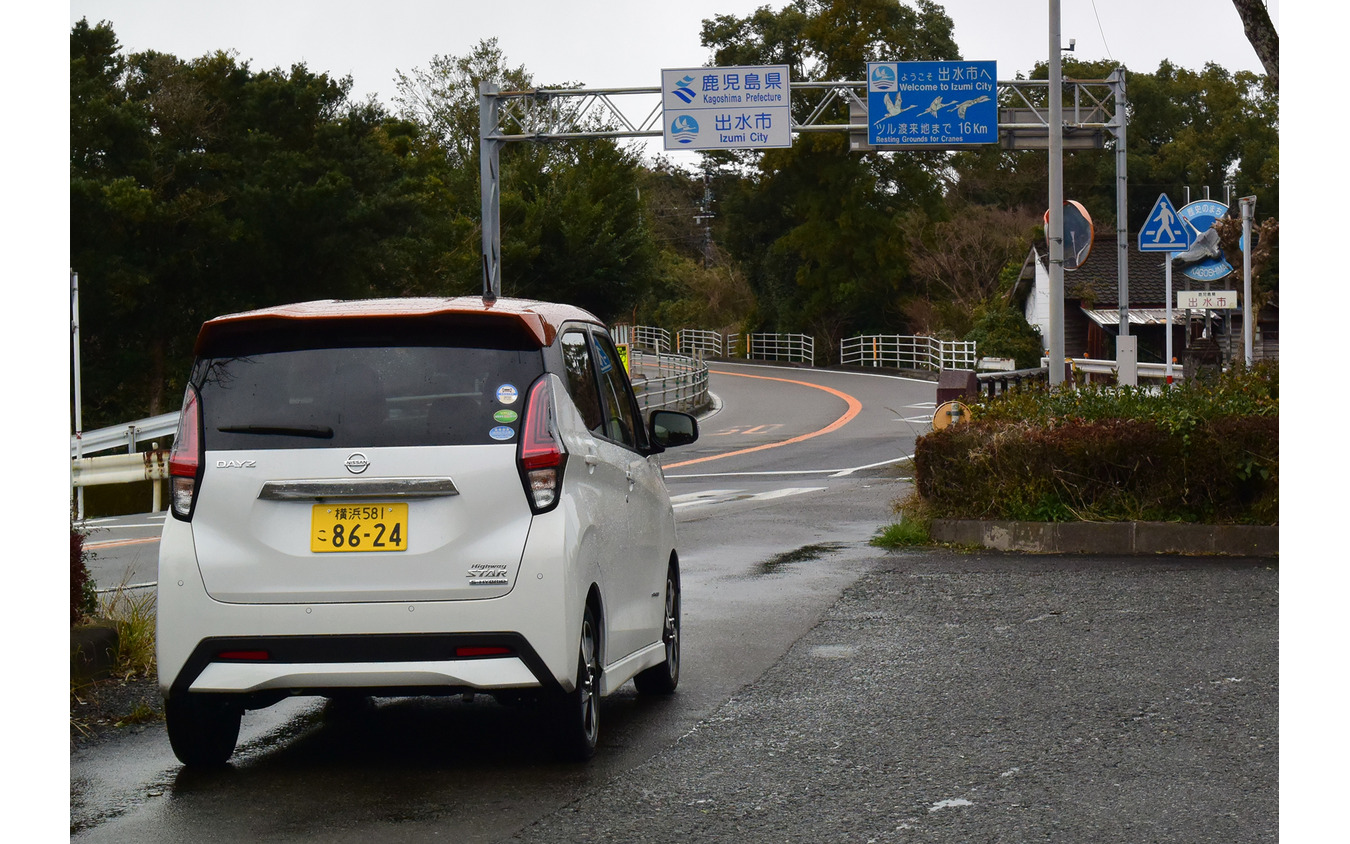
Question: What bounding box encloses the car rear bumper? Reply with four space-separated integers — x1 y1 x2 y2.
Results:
157 510 592 701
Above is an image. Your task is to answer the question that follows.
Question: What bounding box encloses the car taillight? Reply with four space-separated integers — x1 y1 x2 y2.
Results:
517 377 565 513
168 386 202 520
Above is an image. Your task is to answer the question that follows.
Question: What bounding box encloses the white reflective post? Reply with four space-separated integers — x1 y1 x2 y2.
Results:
1241 196 1256 366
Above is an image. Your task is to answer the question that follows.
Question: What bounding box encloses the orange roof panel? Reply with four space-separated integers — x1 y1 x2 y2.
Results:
194 296 602 353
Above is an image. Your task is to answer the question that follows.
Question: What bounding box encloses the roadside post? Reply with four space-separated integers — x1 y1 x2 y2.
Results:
1139 193 1192 384
1240 196 1257 365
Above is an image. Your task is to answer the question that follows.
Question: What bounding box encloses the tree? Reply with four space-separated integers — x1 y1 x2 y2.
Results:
701 0 958 346
1231 0 1278 83
393 40 663 322
902 203 1041 323
1212 213 1279 331
393 39 532 168
71 20 457 427
946 57 1279 233
964 304 1045 370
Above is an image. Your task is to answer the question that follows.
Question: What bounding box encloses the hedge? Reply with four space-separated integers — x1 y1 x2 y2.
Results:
914 364 1278 525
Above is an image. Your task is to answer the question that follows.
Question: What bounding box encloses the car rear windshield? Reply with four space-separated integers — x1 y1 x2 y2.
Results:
192 319 544 450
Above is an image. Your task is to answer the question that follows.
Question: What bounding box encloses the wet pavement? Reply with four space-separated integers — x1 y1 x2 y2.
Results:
505 550 1278 844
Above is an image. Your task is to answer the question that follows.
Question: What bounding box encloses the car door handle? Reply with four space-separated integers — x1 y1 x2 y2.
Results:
584 453 601 466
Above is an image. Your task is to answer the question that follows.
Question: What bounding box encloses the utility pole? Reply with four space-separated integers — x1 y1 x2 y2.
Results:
1047 0 1066 386
695 160 715 268
72 269 84 521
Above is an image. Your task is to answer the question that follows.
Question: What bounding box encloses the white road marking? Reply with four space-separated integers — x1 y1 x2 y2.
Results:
749 486 827 501
666 470 837 479
670 455 914 481
671 487 826 510
830 455 911 478
668 489 743 504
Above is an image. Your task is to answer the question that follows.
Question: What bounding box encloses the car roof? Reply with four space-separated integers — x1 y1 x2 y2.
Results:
194 296 604 353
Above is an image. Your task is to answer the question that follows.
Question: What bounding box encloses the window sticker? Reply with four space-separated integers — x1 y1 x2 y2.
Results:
595 345 614 374
496 384 519 405
489 426 515 441
493 409 519 424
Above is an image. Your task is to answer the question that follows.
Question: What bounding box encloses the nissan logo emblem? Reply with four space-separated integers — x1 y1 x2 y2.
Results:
344 452 370 475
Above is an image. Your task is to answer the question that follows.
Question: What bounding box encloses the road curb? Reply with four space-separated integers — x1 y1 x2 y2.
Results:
71 620 120 683
930 519 1277 557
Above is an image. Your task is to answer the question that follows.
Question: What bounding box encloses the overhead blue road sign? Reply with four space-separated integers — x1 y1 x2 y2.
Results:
867 61 997 147
1176 200 1234 282
661 66 792 151
1138 193 1191 252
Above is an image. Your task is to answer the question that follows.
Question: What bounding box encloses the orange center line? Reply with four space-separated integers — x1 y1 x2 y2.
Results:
663 370 863 469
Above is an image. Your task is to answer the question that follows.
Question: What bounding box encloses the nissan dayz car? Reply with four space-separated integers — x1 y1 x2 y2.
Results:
157 297 698 766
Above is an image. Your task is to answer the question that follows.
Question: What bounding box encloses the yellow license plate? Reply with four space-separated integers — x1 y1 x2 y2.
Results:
311 503 408 553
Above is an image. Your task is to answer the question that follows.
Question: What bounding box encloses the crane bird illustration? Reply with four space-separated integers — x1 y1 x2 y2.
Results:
921 96 956 118
951 95 990 119
872 91 917 125
1173 227 1221 265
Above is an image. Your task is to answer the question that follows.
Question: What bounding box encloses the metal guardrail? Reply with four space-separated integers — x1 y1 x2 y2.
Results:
1069 358 1169 385
746 333 815 365
613 324 672 353
677 329 723 358
976 367 1050 398
976 358 1175 398
840 335 977 371
71 411 180 458
630 349 710 416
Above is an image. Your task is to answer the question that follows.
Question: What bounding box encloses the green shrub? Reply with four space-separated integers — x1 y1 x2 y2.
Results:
916 363 1278 524
99 585 157 679
71 525 98 626
974 361 1278 425
964 305 1045 370
872 516 930 548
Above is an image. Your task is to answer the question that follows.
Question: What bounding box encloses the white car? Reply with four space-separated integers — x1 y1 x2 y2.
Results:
157 297 698 766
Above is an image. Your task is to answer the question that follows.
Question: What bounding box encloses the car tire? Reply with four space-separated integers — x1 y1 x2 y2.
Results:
634 566 680 696
165 695 242 768
552 604 600 761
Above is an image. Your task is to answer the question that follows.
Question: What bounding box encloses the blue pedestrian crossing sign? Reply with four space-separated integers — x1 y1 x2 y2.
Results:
1138 193 1192 252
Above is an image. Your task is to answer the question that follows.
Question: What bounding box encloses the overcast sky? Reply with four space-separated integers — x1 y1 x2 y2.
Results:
64 0 1282 169
68 1 1277 102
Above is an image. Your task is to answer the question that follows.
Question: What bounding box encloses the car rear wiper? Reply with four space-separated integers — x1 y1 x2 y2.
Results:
217 424 335 439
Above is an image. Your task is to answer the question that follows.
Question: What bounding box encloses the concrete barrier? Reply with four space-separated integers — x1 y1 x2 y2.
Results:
930 519 1277 557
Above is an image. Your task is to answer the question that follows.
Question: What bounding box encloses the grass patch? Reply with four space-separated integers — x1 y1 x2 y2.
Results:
871 516 929 548
115 701 159 728
872 491 932 548
98 581 157 680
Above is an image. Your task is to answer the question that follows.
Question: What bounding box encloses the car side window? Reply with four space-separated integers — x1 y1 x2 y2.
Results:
560 330 605 433
591 332 642 450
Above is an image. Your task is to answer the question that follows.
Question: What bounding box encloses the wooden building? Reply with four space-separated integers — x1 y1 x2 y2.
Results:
1011 235 1278 365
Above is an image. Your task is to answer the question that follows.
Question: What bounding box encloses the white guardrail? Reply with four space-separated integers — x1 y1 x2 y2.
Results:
746 333 815 365
1069 358 1170 383
677 328 723 358
71 412 180 458
840 335 977 371
630 349 711 416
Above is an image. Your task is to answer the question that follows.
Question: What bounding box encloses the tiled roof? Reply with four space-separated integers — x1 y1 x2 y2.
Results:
1028 236 1194 308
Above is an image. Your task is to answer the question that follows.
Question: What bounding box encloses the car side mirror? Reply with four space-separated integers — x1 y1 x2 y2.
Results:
648 410 699 449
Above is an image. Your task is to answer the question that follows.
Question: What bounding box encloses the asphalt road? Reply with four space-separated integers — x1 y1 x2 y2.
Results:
70 364 1278 841
506 550 1278 844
